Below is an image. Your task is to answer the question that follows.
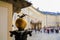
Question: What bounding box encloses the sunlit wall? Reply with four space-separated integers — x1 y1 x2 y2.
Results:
13 6 60 29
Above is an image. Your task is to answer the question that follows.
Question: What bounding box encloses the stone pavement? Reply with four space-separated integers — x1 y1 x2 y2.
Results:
27 31 60 40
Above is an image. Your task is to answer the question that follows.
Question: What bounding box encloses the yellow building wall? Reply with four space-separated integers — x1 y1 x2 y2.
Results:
46 15 57 27
24 6 57 28
0 1 12 40
58 16 60 26
13 6 60 29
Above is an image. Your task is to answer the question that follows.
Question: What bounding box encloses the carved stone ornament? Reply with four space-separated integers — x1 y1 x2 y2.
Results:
1 0 32 14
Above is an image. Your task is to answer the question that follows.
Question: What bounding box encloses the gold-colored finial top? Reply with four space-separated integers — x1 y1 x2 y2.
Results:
15 18 27 30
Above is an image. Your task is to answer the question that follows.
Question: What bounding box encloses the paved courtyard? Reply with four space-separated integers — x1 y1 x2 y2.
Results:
27 30 60 40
